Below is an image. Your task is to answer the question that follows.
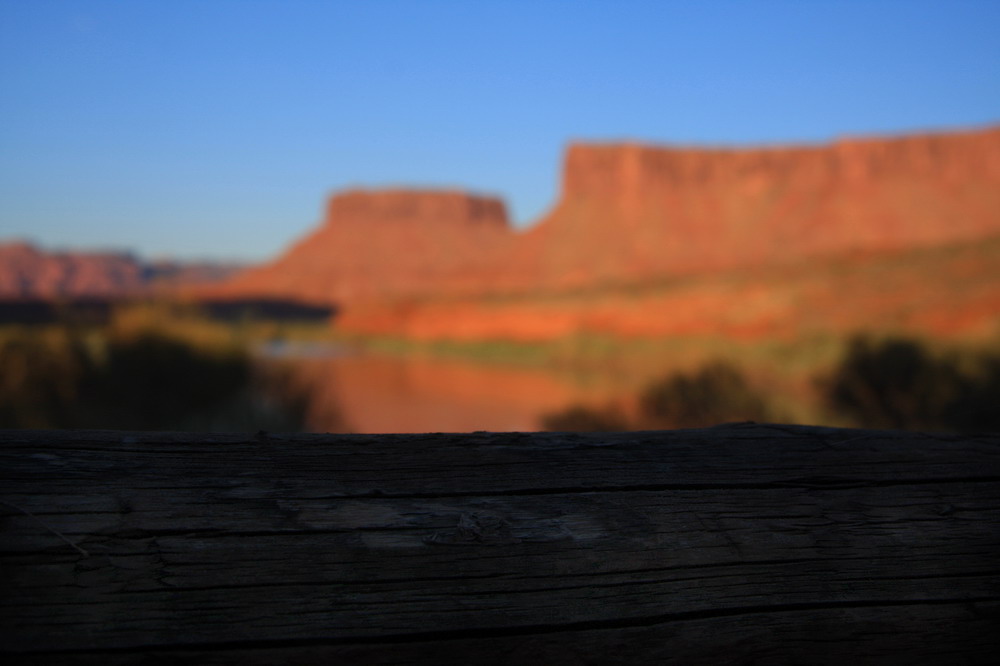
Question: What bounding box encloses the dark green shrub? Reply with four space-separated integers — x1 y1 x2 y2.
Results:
0 325 311 431
944 355 1000 431
541 404 629 432
0 328 91 428
77 333 251 430
824 335 1000 432
637 362 770 429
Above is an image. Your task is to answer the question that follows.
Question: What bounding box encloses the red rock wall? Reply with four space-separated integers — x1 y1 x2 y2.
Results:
215 189 515 304
0 242 245 299
501 126 1000 291
0 242 147 298
207 126 1000 342
215 126 1000 308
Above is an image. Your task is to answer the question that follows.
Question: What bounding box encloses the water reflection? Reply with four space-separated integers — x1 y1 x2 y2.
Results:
264 347 616 433
9 318 991 433
263 335 1000 434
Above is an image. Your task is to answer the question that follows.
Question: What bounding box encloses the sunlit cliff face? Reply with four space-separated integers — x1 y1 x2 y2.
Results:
513 126 1000 289
216 189 515 304
214 125 1000 307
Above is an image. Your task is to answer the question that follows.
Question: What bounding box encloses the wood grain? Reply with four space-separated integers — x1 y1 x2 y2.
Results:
2 424 998 664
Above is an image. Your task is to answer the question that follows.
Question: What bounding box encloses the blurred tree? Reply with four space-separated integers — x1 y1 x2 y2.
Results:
945 354 1000 431
77 333 250 430
541 404 629 432
0 324 313 431
638 362 771 429
0 329 90 428
824 336 1000 432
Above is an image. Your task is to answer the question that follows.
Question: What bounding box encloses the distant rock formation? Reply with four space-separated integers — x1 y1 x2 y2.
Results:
212 189 514 303
504 125 1000 291
0 242 147 298
214 125 1000 311
0 241 244 299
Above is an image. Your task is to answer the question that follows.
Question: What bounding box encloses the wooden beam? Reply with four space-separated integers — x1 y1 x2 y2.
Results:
2 424 999 664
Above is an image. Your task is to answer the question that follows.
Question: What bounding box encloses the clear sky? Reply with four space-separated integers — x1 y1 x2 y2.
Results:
1 0 998 262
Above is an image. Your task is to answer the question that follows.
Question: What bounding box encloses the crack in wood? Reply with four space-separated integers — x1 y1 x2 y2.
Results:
7 596 999 656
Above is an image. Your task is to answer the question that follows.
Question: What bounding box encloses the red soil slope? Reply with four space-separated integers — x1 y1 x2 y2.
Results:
339 237 1000 341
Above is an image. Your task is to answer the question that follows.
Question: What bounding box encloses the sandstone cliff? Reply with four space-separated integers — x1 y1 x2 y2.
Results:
502 126 1000 290
214 125 1000 307
0 242 244 299
214 189 514 303
0 242 148 298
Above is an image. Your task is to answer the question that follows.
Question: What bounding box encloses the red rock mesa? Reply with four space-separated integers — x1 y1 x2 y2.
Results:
503 125 1000 291
210 126 1000 340
0 242 245 299
214 189 514 304
0 242 148 298
216 126 1000 306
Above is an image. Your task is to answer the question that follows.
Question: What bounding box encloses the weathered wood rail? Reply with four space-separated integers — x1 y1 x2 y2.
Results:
2 424 999 664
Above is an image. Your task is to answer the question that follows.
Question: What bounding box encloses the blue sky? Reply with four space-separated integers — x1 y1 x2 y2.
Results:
1 1 998 261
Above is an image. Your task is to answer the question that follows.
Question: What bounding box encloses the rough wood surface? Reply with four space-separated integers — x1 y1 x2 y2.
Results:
1 424 998 664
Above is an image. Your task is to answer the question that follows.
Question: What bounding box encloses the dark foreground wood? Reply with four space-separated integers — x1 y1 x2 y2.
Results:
2 424 998 664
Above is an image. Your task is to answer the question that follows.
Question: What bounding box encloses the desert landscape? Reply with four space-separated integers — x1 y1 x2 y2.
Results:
3 125 999 433
249 126 999 342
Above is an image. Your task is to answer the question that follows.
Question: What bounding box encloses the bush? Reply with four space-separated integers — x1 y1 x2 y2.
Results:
944 354 1000 431
0 328 91 428
76 332 251 430
541 362 771 432
823 335 1000 432
541 404 629 432
637 362 770 429
0 325 310 431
